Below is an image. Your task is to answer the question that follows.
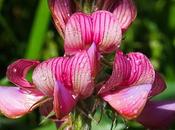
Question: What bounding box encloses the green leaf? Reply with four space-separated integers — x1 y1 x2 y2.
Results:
168 3 175 30
33 122 56 130
0 0 4 11
25 0 50 59
40 111 55 125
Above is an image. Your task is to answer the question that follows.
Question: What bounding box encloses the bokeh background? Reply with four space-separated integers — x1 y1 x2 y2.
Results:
0 0 175 129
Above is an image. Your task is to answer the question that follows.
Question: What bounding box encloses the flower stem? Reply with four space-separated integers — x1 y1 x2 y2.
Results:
72 107 92 130
101 57 113 68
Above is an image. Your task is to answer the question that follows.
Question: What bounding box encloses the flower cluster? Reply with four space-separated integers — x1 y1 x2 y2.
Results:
0 0 175 129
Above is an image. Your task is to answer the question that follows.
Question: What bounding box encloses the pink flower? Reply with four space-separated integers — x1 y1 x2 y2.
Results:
135 72 175 129
0 43 98 119
49 0 136 35
100 51 166 119
137 100 175 130
64 11 122 55
48 0 136 54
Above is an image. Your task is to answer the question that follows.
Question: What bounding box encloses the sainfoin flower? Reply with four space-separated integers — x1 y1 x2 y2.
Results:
99 51 166 119
1 0 175 129
49 0 136 35
98 51 175 129
0 43 98 119
49 0 136 54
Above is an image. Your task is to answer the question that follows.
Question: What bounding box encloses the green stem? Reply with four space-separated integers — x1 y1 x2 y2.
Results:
73 110 92 130
101 57 113 68
55 108 92 130
0 0 4 11
74 0 95 13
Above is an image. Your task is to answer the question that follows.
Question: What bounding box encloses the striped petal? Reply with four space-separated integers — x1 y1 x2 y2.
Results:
32 44 98 98
48 0 75 37
137 101 175 129
99 51 155 93
64 13 93 55
32 58 58 96
66 43 98 98
6 59 39 88
53 81 76 118
64 11 122 54
70 47 94 98
118 52 155 86
102 84 152 119
0 86 44 118
149 72 167 97
87 43 99 77
92 11 122 53
112 0 137 32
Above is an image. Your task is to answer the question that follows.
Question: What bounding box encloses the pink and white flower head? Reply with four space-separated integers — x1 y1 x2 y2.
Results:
48 0 136 54
64 11 122 55
0 43 98 119
49 0 136 35
99 51 166 119
1 1 174 129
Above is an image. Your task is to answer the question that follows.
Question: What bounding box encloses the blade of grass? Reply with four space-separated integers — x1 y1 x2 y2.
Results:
25 0 50 59
168 3 175 31
0 0 4 11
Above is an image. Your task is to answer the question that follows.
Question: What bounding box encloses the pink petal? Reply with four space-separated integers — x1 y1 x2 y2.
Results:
102 84 152 119
48 0 75 37
87 42 99 77
112 0 137 32
149 72 167 97
99 51 155 93
120 52 155 86
64 11 122 54
68 45 97 98
32 58 58 96
137 101 175 129
0 86 44 118
6 59 39 88
64 12 93 55
33 44 98 98
92 11 122 53
53 81 76 118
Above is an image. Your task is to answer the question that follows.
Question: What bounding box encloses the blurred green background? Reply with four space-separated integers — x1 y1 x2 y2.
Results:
0 0 175 129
